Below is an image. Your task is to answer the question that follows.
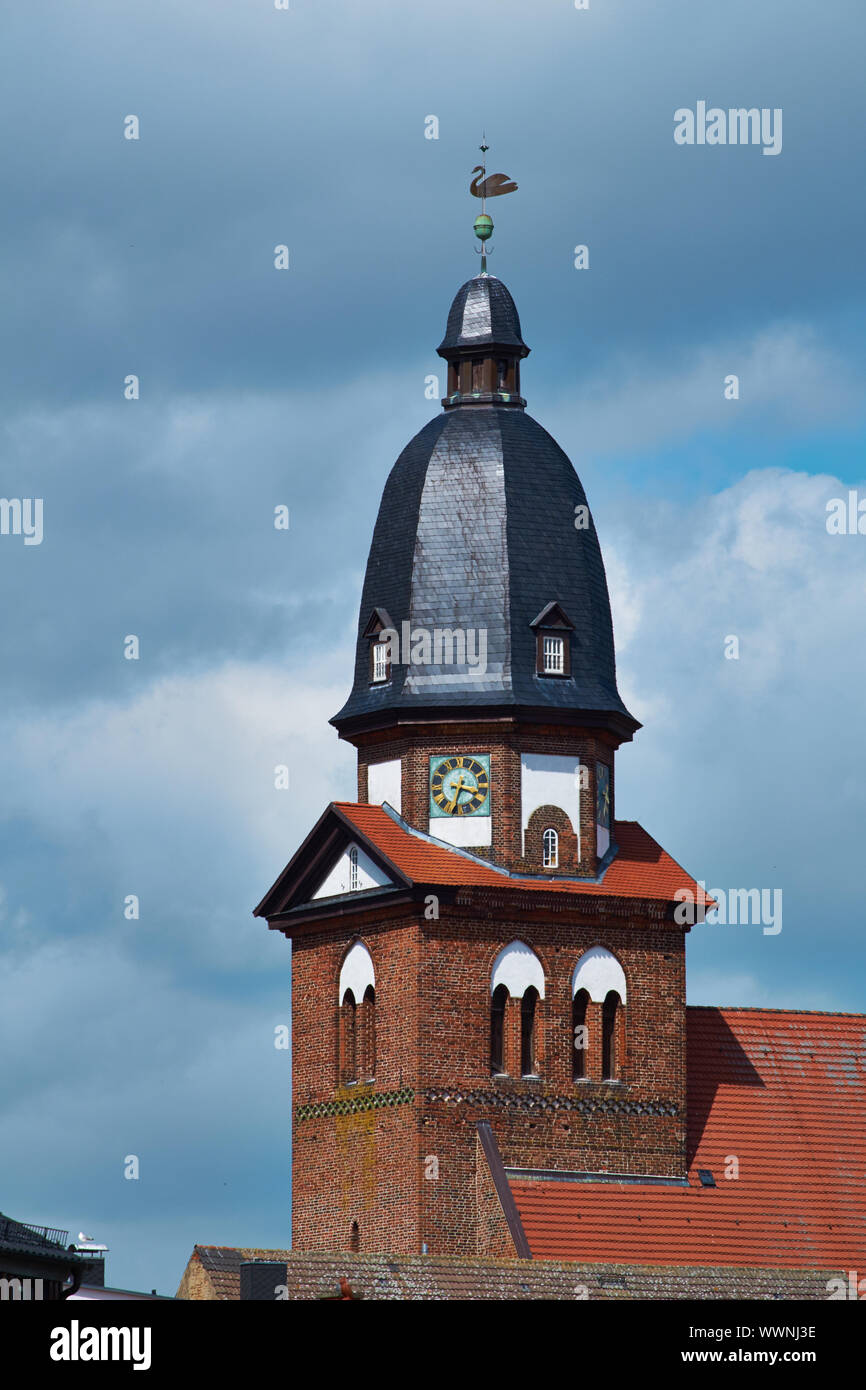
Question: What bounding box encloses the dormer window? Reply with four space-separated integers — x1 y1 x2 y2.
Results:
371 641 389 683
362 608 395 686
530 602 574 678
348 845 359 891
542 636 564 674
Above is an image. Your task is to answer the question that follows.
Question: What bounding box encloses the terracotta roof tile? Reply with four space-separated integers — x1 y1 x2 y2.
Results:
332 802 708 905
511 1007 866 1270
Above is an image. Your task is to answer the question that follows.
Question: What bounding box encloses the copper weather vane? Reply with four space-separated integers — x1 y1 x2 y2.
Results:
469 138 517 272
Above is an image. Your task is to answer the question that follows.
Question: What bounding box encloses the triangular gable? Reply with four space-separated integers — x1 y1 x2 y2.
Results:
362 607 395 639
253 803 410 919
529 602 575 631
312 841 392 900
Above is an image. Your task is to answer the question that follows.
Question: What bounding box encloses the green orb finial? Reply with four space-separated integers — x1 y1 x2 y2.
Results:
468 138 518 274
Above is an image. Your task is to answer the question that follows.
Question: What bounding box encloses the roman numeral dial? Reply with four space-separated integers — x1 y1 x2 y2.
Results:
429 755 490 816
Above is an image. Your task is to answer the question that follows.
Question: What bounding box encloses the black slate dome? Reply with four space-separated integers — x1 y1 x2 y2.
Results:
438 274 528 353
332 275 638 739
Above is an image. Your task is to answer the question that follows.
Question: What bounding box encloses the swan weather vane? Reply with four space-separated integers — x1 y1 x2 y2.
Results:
470 137 518 273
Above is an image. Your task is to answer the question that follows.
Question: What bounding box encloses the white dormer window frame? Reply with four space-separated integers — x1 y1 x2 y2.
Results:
363 608 395 686
530 604 574 679
348 845 359 891
542 827 558 868
372 640 389 683
542 635 564 675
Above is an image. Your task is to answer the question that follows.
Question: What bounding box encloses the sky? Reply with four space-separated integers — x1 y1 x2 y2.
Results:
1 0 864 1297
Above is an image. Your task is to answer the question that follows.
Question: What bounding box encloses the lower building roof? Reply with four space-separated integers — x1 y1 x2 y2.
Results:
180 1245 838 1301
511 1006 866 1270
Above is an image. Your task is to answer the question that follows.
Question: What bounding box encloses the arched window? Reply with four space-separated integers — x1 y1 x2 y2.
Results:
349 1221 360 1253
572 948 627 1082
490 941 546 1000
490 983 507 1074
571 946 627 1005
490 941 546 1077
339 941 375 1086
360 983 376 1079
341 988 357 1083
348 845 359 891
521 986 538 1076
602 990 621 1080
542 827 558 868
572 988 590 1080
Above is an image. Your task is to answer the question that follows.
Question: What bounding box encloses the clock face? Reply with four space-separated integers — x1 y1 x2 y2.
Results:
596 763 611 829
429 754 490 817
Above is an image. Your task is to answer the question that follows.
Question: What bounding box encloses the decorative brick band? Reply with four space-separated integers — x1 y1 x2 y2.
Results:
422 1088 678 1117
295 1086 415 1122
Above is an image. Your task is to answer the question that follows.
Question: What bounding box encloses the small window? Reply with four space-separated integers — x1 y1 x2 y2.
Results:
490 983 507 1074
542 635 564 674
360 984 376 1079
497 359 508 390
348 845 359 891
341 989 357 1083
471 357 484 391
349 1221 360 1253
371 640 389 683
542 828 558 868
602 990 620 1080
572 988 590 1080
520 987 538 1077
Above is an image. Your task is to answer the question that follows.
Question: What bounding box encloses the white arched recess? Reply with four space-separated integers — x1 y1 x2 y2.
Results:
571 946 627 1003
490 941 546 999
339 941 375 1004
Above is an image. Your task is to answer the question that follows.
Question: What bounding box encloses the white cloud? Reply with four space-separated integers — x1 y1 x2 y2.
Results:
545 322 864 459
0 658 356 968
604 464 866 1011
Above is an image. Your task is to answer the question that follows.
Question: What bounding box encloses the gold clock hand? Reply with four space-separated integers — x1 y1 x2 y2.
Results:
447 776 466 812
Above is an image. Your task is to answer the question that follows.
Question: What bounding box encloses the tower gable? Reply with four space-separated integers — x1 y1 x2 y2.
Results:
312 842 393 900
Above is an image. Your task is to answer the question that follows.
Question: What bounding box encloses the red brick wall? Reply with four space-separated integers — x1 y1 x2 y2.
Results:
353 720 620 876
475 1130 519 1257
287 892 686 1258
290 911 423 1254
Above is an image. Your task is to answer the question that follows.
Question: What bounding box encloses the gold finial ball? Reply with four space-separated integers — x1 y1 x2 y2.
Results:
473 213 494 243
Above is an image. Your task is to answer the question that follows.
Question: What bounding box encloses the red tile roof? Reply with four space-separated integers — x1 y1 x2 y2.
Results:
511 1007 866 1270
332 802 709 906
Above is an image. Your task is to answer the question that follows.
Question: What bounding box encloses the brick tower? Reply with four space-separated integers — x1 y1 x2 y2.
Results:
255 256 708 1258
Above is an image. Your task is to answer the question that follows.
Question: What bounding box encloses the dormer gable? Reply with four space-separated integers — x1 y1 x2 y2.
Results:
362 607 395 640
529 601 575 633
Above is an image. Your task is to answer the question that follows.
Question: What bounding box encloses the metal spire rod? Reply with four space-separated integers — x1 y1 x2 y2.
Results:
469 137 517 274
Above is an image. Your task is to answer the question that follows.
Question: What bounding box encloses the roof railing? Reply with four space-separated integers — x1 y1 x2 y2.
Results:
0 1217 69 1247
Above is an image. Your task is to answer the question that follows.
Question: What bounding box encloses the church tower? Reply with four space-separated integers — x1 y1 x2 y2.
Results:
331 266 638 879
255 176 707 1258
